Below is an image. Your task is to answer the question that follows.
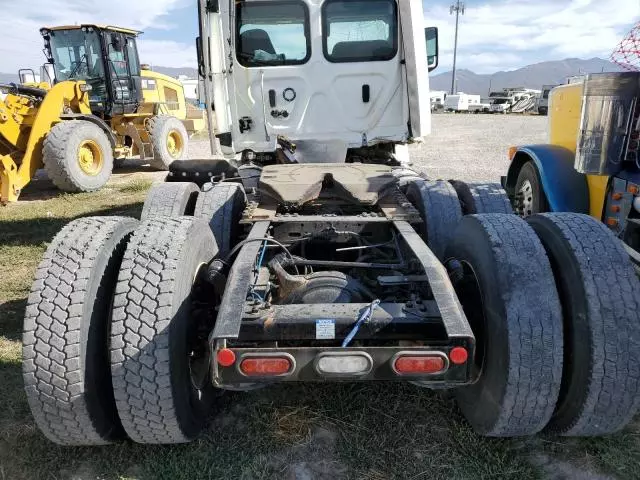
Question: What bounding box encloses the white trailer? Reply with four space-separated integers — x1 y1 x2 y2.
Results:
444 93 480 112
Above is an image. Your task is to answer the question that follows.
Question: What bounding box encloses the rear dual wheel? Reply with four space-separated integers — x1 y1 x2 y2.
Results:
448 212 640 436
141 181 246 257
110 217 219 444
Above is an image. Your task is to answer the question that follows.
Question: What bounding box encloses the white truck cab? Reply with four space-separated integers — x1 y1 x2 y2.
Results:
198 0 438 163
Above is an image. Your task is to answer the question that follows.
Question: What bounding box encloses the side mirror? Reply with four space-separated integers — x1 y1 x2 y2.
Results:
425 27 439 72
196 36 205 79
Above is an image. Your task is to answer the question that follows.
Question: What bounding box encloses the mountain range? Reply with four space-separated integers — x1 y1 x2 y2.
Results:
430 57 625 96
1 58 626 96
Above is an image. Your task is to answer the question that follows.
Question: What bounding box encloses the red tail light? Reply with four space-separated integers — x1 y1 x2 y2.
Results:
393 354 446 375
239 356 293 376
449 347 469 365
216 348 236 367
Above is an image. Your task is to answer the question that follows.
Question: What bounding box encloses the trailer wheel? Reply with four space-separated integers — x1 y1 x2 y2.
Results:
514 161 549 216
527 213 640 436
43 120 113 193
140 182 199 219
148 116 189 170
23 216 137 445
193 183 246 257
446 214 563 437
449 181 513 215
406 179 462 260
110 217 218 444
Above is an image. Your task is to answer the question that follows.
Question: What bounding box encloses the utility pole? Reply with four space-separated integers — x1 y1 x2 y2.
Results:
450 1 465 95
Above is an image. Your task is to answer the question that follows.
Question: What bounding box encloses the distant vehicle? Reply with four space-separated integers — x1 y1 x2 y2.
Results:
444 93 481 112
489 88 539 114
536 84 559 115
469 102 490 113
430 90 447 111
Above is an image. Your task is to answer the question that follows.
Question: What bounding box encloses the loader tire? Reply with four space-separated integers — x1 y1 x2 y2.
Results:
449 181 513 215
148 116 189 170
193 183 246 257
446 214 563 437
528 213 640 436
43 120 113 193
140 182 199 219
23 216 137 445
110 216 218 444
405 179 462 260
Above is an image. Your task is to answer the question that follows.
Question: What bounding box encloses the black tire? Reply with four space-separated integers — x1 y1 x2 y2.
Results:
110 216 218 444
23 216 137 445
391 167 426 183
113 158 127 169
527 213 640 436
449 181 513 215
43 120 113 193
140 182 199 219
447 214 563 437
405 179 462 260
147 116 189 170
514 161 549 217
193 183 246 257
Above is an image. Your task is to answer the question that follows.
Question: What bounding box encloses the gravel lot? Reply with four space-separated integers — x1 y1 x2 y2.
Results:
189 113 548 183
409 113 547 182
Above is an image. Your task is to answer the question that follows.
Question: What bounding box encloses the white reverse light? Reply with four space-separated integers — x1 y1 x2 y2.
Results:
315 353 373 376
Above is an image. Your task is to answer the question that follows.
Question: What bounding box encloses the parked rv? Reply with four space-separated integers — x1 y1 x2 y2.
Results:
444 93 481 112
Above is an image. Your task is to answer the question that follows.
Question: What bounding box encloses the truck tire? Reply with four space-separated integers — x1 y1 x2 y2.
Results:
514 161 549 217
23 216 137 445
147 116 189 170
193 183 246 257
446 214 563 437
527 213 640 436
391 167 426 189
110 217 218 444
405 179 462 260
449 181 513 215
43 120 113 193
140 182 199 219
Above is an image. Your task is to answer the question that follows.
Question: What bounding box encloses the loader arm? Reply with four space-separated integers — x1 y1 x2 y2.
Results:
0 81 92 203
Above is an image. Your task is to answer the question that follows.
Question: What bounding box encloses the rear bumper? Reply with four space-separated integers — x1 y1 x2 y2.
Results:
212 344 475 386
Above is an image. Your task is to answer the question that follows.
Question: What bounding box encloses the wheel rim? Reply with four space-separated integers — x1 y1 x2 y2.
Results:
167 129 184 159
77 140 104 176
515 179 534 217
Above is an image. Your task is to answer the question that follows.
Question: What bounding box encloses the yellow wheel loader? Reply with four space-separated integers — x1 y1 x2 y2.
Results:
0 24 199 203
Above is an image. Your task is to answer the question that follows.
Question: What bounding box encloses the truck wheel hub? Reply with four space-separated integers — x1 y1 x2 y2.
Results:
515 180 533 216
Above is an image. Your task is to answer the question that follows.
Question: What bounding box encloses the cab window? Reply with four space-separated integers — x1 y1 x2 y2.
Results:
126 37 140 76
236 1 311 67
323 0 398 63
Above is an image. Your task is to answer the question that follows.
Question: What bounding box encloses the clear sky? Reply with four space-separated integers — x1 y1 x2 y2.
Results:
0 0 637 74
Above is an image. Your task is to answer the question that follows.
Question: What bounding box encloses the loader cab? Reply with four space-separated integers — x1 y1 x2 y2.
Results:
41 25 143 117
199 0 438 162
